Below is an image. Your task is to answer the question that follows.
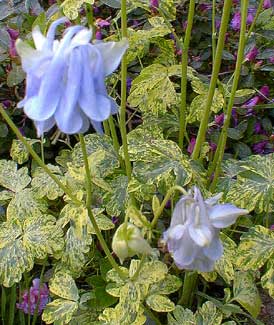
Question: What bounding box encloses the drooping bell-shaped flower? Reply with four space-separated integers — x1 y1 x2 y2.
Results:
16 17 128 136
112 222 152 263
163 187 248 272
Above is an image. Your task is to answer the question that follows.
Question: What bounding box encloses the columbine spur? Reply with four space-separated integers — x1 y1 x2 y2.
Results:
163 187 248 272
16 17 128 136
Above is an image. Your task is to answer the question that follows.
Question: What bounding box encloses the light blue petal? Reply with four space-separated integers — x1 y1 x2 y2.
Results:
69 28 92 49
18 74 41 108
32 25 47 50
26 27 82 121
209 204 248 228
54 48 82 134
188 223 213 247
185 254 215 272
94 38 128 76
45 17 69 50
34 116 55 137
173 231 197 267
203 233 223 261
90 120 103 134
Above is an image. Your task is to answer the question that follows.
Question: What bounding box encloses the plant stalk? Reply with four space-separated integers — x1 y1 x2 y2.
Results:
191 0 232 160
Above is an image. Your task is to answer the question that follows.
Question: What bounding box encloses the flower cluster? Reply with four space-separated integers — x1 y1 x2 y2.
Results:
163 187 248 272
17 278 49 315
16 17 128 136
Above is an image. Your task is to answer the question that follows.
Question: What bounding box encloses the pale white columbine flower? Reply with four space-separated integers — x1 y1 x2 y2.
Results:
163 187 248 272
16 17 128 136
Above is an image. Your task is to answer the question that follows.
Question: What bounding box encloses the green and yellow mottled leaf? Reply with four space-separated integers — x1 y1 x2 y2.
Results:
167 305 196 325
200 271 218 282
0 214 62 287
146 294 175 312
226 153 274 212
0 160 31 192
0 190 14 204
236 225 274 270
10 138 38 164
31 165 64 200
103 175 128 216
187 90 224 123
126 205 150 228
90 214 115 233
42 298 78 325
215 233 237 284
128 64 178 116
0 222 32 287
50 271 79 301
149 274 182 295
7 188 47 222
196 301 223 325
61 0 94 19
232 271 261 318
261 259 274 298
106 267 129 284
136 260 168 285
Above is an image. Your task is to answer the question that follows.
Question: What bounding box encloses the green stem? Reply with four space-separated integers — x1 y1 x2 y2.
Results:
78 134 126 279
210 0 249 192
150 185 187 229
212 0 216 63
103 120 111 136
178 0 195 148
191 0 232 160
178 271 198 307
0 106 81 205
85 3 94 31
1 286 6 324
8 285 16 325
119 0 132 180
246 0 264 39
108 116 120 155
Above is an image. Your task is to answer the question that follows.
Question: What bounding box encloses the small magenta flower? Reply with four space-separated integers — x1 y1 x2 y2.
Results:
214 113 224 126
269 56 274 64
231 12 241 30
263 0 272 9
150 0 159 13
16 17 128 136
245 46 259 61
187 137 196 154
252 140 269 154
17 278 49 315
163 187 248 272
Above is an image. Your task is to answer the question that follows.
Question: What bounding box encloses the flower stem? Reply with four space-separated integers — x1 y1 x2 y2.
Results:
0 105 81 205
210 0 249 192
191 0 232 160
86 3 94 31
178 271 198 307
246 0 264 39
178 0 195 148
119 0 132 180
212 0 216 63
78 134 126 279
8 284 16 325
150 185 187 229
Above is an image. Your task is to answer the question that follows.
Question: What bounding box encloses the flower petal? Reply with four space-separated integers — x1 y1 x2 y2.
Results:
173 231 198 267
54 48 83 134
188 223 213 247
32 26 47 51
90 120 103 134
45 17 69 50
70 28 92 49
209 204 248 228
94 38 128 76
34 116 55 137
205 192 223 206
203 233 223 261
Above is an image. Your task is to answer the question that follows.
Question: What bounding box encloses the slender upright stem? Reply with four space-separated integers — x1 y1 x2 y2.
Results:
191 0 232 160
178 0 195 148
86 3 94 32
246 0 264 39
210 0 249 192
103 120 111 136
178 271 198 307
119 0 132 180
120 0 131 180
78 134 126 279
212 0 216 63
0 105 81 205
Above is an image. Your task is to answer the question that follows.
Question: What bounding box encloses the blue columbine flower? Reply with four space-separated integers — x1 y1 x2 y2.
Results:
163 187 248 272
16 17 128 136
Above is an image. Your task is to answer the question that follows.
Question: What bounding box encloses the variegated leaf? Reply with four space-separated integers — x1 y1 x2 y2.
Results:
42 298 78 325
146 294 175 312
236 225 274 270
31 165 64 200
0 160 31 192
196 301 223 325
261 259 274 298
49 271 79 301
232 271 261 318
149 274 182 295
167 305 196 325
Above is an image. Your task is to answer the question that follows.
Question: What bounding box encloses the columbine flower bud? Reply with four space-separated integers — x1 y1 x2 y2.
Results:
163 187 248 272
112 223 152 263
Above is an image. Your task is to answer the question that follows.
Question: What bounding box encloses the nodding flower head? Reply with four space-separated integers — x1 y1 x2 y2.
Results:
16 17 128 136
163 187 248 272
